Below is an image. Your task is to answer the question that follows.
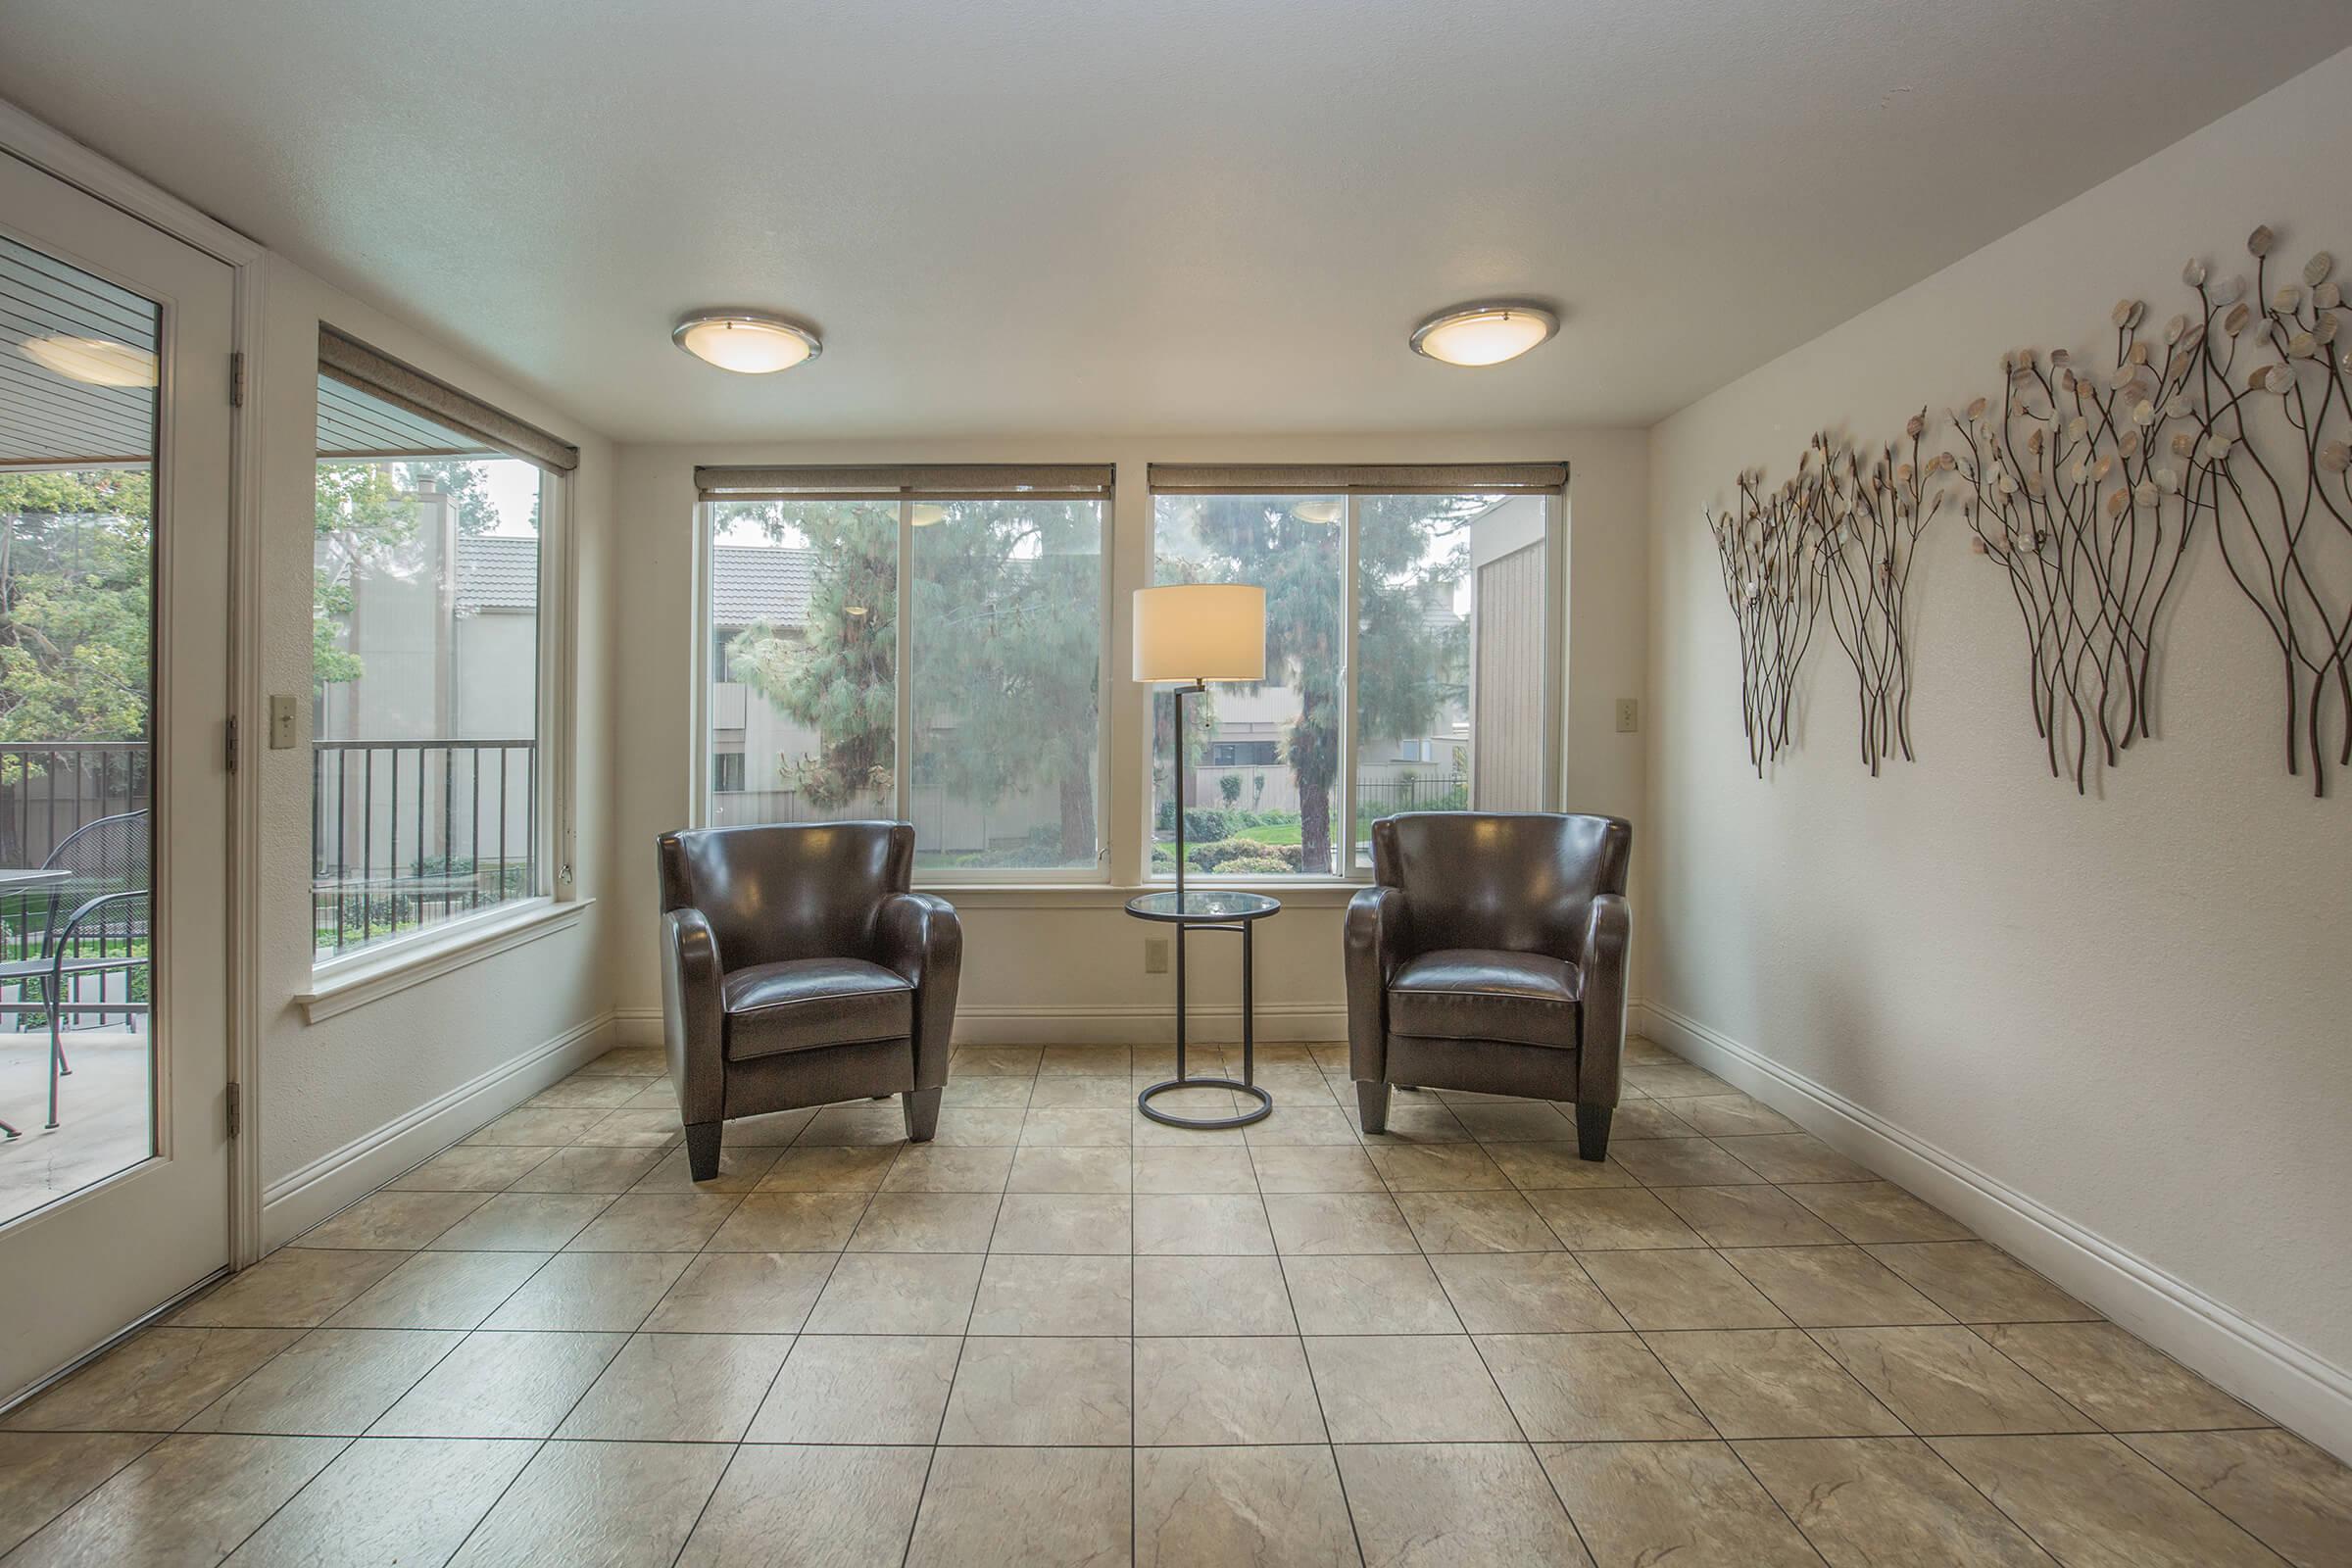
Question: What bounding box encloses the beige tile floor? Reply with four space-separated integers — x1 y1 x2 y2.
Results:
4 1035 2348 1566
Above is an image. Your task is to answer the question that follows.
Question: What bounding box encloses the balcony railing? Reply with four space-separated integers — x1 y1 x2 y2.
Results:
2 743 152 1031
1356 773 1470 814
312 739 537 958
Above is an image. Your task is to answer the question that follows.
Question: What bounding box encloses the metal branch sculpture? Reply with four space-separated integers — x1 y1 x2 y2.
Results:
1707 468 1827 774
2182 227 2352 796
1815 417 1948 773
1951 318 2206 793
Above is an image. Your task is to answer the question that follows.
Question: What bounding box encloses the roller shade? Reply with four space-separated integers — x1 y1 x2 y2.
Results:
1148 462 1567 496
318 325 579 473
697 463 1114 502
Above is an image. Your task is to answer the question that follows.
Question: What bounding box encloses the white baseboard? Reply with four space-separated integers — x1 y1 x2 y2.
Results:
1639 998 2352 1461
612 1002 1348 1048
260 1011 617 1250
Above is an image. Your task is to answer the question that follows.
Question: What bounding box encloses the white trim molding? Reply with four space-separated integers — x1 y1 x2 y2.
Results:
260 1010 615 1249
612 1000 1349 1049
296 898 592 1023
1640 998 2352 1460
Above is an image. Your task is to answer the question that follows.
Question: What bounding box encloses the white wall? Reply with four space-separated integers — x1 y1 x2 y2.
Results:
609 430 1648 1043
1645 49 2352 1453
254 256 620 1244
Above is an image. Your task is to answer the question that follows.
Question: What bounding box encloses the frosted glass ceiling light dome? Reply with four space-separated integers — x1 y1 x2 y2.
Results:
21 334 159 387
672 312 821 373
1409 302 1558 368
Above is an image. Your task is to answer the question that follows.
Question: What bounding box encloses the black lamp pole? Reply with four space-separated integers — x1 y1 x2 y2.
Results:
1173 678 1203 903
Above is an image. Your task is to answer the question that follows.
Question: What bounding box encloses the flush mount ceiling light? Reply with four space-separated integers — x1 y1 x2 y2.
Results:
672 311 821 373
1289 500 1344 524
21 334 159 387
910 503 950 527
1408 302 1558 368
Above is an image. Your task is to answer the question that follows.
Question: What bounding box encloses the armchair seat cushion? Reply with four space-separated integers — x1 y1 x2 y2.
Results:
1387 949 1582 1049
722 957 913 1061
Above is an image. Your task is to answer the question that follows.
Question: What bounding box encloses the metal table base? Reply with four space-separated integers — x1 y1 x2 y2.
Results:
1128 894 1280 1130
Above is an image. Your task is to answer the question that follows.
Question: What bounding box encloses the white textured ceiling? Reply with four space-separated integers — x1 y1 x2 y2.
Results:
4 1 2347 442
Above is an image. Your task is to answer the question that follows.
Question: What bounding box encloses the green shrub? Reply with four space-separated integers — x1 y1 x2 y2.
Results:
1210 855 1291 875
1188 838 1302 871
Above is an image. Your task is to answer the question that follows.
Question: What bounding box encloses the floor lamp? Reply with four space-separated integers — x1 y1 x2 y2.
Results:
1134 584 1266 896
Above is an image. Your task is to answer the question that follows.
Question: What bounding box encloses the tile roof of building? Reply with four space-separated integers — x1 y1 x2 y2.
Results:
455 534 539 613
710 545 813 627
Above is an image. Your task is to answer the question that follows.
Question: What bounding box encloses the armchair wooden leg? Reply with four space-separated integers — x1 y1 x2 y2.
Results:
684 1121 722 1183
903 1087 942 1142
1576 1102 1612 1162
1355 1080 1391 1135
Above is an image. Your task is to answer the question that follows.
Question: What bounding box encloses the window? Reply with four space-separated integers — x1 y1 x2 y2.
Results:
311 328 577 959
1149 464 1564 878
696 466 1110 875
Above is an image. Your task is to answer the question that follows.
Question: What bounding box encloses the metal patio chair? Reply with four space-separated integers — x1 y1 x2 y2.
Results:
0 809 151 1136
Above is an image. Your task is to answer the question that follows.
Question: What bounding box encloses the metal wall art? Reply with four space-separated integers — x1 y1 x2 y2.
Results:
1707 425 1945 776
1955 223 2350 796
1708 466 1825 774
1713 220 2351 798
1817 418 1948 774
2189 228 2352 797
1950 326 2203 793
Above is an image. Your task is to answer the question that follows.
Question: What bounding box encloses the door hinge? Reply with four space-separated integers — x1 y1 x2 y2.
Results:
228 351 245 409
225 714 238 773
226 1082 242 1140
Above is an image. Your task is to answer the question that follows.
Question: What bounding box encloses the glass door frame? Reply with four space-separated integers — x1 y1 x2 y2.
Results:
0 108 270 1324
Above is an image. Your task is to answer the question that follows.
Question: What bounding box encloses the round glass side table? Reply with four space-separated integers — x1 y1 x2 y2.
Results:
1125 890 1282 1129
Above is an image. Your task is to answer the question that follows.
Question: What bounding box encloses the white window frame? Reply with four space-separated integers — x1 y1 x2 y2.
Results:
1144 485 1567 886
690 490 1115 885
300 462 575 1011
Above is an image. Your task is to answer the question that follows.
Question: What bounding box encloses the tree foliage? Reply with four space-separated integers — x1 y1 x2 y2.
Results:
313 462 424 687
723 500 1103 858
0 470 155 776
725 502 899 810
401 458 511 537
1153 494 1473 870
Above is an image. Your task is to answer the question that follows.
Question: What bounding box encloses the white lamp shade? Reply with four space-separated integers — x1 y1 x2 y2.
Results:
1133 584 1266 683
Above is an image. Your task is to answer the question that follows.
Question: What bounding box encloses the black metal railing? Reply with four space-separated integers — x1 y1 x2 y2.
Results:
1355 773 1469 814
2 743 153 1032
312 739 537 957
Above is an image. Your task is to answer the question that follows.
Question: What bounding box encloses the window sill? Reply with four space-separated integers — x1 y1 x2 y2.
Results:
918 880 1366 910
296 898 594 1024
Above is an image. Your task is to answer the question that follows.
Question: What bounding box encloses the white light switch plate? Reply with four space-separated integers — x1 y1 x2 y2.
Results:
1615 698 1640 733
269 693 299 749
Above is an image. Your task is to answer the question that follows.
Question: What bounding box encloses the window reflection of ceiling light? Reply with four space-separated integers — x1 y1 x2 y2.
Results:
1408 302 1558 367
672 311 821 373
21 334 159 387
910 503 949 527
1290 500 1344 524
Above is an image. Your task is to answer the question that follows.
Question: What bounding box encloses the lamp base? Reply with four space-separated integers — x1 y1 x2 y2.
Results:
1137 1076 1273 1130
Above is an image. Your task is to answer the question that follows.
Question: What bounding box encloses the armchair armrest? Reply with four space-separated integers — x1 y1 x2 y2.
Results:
878 892 961 1090
1576 892 1632 1106
660 907 726 1127
1344 885 1410 1083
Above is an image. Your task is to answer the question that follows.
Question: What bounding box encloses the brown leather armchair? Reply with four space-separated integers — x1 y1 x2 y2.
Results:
1346 812 1632 1160
657 821 961 1180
